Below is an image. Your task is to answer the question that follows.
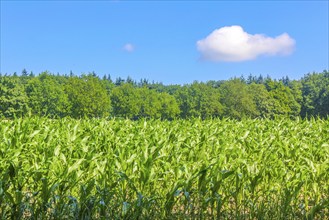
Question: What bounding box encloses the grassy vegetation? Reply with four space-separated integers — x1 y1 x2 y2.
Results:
0 117 328 219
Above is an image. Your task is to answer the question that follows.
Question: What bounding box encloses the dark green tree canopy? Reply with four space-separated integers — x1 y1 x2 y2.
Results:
0 76 30 118
0 70 328 119
301 71 329 118
65 74 111 118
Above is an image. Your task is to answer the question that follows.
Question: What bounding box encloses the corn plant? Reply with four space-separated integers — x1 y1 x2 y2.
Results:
0 117 328 219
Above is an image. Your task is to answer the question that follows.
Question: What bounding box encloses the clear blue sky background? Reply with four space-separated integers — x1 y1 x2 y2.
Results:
1 1 328 84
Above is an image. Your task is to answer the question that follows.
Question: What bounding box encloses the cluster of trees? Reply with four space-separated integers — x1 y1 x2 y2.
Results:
1 70 328 119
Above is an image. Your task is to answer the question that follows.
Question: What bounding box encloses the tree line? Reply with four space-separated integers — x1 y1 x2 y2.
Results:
0 70 328 119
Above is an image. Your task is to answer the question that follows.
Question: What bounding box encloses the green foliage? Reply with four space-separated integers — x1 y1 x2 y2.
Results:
265 79 301 117
248 83 272 118
65 74 111 118
0 70 328 119
110 84 180 119
301 70 329 118
138 87 162 118
175 82 223 119
110 83 141 119
0 76 29 118
220 79 258 119
25 72 71 117
158 92 180 120
0 117 328 218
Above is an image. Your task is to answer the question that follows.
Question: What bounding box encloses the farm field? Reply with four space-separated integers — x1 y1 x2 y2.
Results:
0 117 328 219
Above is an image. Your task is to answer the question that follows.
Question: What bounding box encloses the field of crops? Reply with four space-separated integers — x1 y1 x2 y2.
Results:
0 117 328 219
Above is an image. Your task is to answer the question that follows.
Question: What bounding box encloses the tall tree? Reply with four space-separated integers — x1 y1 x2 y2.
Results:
265 79 301 117
219 79 258 119
137 87 161 118
301 70 329 117
158 92 180 119
26 72 70 117
0 76 30 118
65 74 111 118
175 82 223 119
248 83 271 118
110 83 141 119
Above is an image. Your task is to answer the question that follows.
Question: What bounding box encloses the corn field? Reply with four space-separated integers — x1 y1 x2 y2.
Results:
0 117 328 219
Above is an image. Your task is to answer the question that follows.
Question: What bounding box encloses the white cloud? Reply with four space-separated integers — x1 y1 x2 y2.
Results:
123 43 134 52
197 25 295 62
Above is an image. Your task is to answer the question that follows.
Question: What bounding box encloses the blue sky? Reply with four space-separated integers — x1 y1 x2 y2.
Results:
1 1 328 84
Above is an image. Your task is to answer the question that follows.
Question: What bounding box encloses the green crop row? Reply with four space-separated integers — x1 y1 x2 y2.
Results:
0 117 328 219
